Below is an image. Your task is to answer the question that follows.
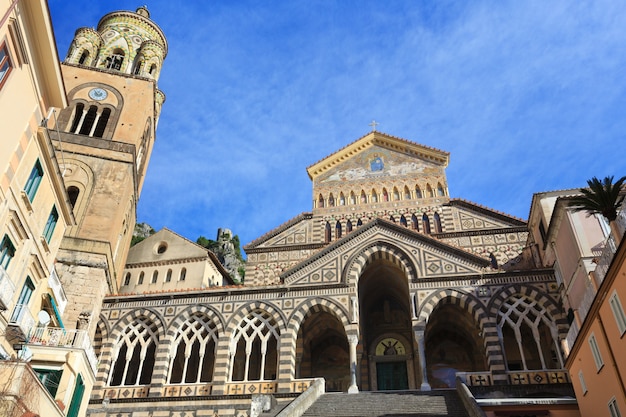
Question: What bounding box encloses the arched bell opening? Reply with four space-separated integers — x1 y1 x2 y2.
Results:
424 303 487 388
296 311 350 392
358 257 415 391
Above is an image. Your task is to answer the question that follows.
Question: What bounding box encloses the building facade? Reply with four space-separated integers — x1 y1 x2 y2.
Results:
88 132 578 417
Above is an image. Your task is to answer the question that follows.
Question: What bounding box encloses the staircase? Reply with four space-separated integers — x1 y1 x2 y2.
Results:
299 390 470 417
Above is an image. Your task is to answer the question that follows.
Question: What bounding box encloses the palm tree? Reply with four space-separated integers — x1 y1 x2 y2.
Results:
568 175 626 244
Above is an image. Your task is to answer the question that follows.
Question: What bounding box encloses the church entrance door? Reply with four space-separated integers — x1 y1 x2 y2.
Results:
376 361 408 390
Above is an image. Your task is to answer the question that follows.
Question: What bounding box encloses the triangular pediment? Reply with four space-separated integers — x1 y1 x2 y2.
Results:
281 219 490 286
244 213 313 250
306 131 449 182
126 228 209 264
447 199 527 231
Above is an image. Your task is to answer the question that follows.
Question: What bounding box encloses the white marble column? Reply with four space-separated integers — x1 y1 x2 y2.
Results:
414 330 431 391
348 334 359 393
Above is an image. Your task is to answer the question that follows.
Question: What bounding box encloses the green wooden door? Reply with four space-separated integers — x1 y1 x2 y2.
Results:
376 361 408 390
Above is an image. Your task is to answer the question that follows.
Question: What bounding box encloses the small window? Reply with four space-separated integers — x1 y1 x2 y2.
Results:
400 215 407 227
589 333 604 371
335 221 342 240
437 183 445 197
78 105 97 135
339 193 345 206
78 50 89 65
346 220 353 233
24 160 44 201
382 189 389 201
34 368 63 397
69 103 85 133
165 269 172 283
328 194 335 207
578 370 587 395
157 242 167 254
149 64 156 75
11 277 35 323
404 186 411 200
349 192 356 205
138 271 145 285
318 194 324 208
123 272 131 286
609 397 622 417
609 291 626 335
422 213 431 234
0 235 16 269
0 42 13 90
324 222 331 243
151 270 158 284
179 268 186 281
92 108 111 138
393 187 400 201
371 189 378 203
433 212 442 233
360 191 367 204
415 186 422 199
43 206 59 243
67 186 80 209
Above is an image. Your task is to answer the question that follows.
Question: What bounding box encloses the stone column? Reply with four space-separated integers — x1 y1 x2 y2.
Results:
414 330 431 391
348 334 359 393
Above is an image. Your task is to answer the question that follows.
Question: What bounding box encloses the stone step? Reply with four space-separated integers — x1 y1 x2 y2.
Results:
300 390 469 417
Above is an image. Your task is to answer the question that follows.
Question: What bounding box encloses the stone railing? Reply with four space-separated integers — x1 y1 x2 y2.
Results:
27 327 98 373
275 378 325 417
562 319 580 358
0 265 16 309
455 371 493 387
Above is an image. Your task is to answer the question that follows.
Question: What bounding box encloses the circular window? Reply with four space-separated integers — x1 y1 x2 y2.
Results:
156 242 168 254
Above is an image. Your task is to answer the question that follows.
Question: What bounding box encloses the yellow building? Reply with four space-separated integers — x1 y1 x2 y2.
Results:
0 0 90 416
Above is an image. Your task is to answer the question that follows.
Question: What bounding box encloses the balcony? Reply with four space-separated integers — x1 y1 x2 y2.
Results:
27 327 98 374
0 360 64 417
7 303 36 341
0 265 16 309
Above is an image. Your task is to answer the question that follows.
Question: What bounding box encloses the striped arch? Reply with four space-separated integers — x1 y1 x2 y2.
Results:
288 297 351 335
109 308 165 341
344 241 417 285
416 288 487 332
488 284 567 336
225 300 287 336
165 304 226 342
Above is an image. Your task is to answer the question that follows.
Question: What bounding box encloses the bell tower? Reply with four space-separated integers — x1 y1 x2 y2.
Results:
51 7 167 336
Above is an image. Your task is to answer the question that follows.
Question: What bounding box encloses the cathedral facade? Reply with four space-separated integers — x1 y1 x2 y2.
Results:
87 131 572 416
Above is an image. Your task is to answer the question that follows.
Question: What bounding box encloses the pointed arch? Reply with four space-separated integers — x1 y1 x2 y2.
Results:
335 221 342 240
382 188 389 202
318 194 325 208
371 189 378 203
411 214 419 231
357 218 363 227
389 215 396 223
437 183 445 197
404 186 412 200
422 213 431 234
288 298 351 336
427 184 435 198
400 215 407 227
328 193 335 207
344 241 418 286
415 185 423 199
433 212 442 233
393 187 400 201
339 192 346 206
360 190 367 204
350 191 356 205
346 219 353 233
324 221 331 243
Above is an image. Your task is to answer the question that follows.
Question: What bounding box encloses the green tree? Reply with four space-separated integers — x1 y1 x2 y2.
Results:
568 175 626 243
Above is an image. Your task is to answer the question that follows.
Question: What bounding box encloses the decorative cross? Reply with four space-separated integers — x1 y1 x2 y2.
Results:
369 120 379 131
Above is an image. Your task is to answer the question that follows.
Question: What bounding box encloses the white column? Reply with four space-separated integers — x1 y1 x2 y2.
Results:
348 334 359 393
415 330 431 391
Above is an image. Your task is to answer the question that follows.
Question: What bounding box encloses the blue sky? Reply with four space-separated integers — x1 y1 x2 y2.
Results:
49 1 625 248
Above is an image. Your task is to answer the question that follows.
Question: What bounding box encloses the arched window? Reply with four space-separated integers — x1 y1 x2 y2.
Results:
339 193 345 206
67 186 79 209
404 186 412 200
318 194 325 208
138 272 144 285
400 215 407 227
165 269 172 283
69 103 84 133
422 213 431 234
434 212 442 233
437 183 445 197
230 310 279 381
357 218 363 227
393 187 400 201
134 59 143 75
106 48 125 71
151 270 158 284
349 192 356 205
123 272 131 286
324 222 331 243
415 186 423 199
498 296 562 371
335 221 342 240
78 105 97 135
371 189 378 203
92 108 111 138
389 215 395 223
360 191 367 204
168 313 218 384
78 50 89 65
382 188 389 202
328 194 335 207
427 184 435 198
489 253 498 269
346 220 353 233
180 268 187 281
411 214 419 231
149 64 157 75
108 317 159 386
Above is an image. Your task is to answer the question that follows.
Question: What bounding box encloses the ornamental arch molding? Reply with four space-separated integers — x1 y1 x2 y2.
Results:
344 240 418 286
288 297 351 335
488 284 566 329
225 300 287 335
416 288 487 332
165 304 226 343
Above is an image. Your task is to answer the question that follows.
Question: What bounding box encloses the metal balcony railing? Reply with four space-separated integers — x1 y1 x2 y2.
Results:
8 303 36 340
27 327 98 374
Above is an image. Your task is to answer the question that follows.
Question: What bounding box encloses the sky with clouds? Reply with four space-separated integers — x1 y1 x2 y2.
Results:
49 1 625 249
